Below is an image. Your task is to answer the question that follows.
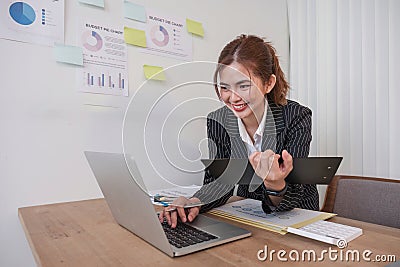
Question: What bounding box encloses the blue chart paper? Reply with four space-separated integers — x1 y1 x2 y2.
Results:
54 44 83 66
0 0 65 46
124 1 146 22
9 2 36 26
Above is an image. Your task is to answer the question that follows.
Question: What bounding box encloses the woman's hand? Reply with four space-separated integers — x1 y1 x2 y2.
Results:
249 149 293 191
158 196 201 228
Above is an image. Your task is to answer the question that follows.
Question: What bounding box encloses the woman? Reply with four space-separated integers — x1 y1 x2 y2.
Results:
159 34 319 228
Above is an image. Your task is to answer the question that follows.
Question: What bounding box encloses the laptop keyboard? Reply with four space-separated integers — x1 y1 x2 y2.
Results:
161 219 218 248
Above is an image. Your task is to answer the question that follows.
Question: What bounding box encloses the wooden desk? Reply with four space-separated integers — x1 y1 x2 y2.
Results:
19 199 399 266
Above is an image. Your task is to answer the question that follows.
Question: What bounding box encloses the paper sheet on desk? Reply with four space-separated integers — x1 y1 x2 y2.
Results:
149 185 201 205
209 199 336 234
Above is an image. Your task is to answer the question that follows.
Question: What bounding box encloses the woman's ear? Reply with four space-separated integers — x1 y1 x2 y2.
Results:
265 74 276 94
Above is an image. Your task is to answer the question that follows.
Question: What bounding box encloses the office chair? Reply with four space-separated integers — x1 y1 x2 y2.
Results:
322 175 400 228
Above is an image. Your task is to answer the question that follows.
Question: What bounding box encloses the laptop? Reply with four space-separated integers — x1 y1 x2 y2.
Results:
201 157 342 187
84 151 251 257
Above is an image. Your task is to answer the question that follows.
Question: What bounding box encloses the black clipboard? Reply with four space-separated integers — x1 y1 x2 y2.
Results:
201 157 342 185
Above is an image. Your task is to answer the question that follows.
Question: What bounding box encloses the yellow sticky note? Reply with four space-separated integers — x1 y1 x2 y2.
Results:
143 65 166 81
124 26 147 47
186 18 204 37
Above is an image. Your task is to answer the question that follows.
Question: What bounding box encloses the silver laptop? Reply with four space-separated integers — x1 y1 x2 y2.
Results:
84 151 251 257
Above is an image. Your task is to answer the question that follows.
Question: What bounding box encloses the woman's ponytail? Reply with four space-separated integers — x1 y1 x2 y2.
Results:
265 42 289 105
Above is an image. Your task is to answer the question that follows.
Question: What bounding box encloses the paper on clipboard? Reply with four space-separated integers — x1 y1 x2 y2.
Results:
208 199 336 234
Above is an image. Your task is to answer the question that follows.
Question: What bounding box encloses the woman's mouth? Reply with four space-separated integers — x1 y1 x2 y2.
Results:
231 103 248 112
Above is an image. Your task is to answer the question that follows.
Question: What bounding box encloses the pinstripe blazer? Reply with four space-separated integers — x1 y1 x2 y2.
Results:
193 98 319 213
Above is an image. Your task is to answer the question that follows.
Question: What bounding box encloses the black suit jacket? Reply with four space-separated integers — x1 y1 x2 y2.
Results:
193 98 319 213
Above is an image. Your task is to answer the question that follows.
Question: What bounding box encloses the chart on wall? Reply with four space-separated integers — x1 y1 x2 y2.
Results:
141 9 192 61
0 0 64 46
78 21 129 97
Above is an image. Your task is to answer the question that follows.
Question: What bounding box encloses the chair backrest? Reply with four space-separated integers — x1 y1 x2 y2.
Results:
322 175 400 228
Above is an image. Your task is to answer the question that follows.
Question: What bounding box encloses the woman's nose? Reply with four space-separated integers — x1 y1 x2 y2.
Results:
229 90 242 102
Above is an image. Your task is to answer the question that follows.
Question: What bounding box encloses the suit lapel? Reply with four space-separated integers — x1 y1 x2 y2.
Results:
221 98 285 158
224 108 248 159
261 98 285 152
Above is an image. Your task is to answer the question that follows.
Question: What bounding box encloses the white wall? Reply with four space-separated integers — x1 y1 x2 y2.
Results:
0 1 289 266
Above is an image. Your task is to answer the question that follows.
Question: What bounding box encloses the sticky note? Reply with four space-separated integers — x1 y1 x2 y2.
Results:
78 0 105 8
143 65 166 81
186 18 204 37
124 1 146 22
124 26 147 47
54 44 83 66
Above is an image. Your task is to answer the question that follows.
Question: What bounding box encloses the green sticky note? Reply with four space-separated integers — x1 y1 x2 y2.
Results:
54 44 83 66
78 0 104 8
143 65 166 81
124 1 146 22
186 18 204 37
124 26 147 47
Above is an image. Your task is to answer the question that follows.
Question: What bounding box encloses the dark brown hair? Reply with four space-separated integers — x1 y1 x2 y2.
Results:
213 34 289 105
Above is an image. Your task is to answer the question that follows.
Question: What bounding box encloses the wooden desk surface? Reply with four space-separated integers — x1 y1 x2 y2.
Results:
19 198 399 267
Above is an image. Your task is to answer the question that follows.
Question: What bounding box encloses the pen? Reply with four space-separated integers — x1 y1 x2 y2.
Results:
154 194 177 204
165 201 204 211
159 201 170 207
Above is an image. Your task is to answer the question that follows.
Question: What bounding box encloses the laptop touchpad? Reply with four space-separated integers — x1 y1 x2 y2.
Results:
190 215 220 227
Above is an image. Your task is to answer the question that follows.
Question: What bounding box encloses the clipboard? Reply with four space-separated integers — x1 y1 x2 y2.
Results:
201 157 342 185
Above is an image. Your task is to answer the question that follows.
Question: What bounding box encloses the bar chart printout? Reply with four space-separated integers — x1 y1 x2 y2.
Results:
78 20 128 96
85 72 126 89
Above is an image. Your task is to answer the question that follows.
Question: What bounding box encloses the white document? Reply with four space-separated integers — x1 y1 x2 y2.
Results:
140 9 192 61
149 185 201 205
212 198 334 227
0 0 64 46
78 20 129 96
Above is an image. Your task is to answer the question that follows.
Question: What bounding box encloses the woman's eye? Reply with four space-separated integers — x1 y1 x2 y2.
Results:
239 84 251 89
220 86 229 91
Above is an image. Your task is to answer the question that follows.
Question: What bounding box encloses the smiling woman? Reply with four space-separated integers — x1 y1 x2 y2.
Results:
159 34 319 228
216 62 274 130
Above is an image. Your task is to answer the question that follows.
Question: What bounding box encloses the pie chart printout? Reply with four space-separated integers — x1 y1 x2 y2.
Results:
82 30 103 52
151 25 169 47
9 2 36 26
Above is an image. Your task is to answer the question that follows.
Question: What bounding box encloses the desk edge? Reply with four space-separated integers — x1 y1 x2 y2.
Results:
18 208 43 267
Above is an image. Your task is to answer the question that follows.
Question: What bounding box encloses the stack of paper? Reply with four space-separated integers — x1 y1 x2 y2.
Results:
148 185 201 206
208 199 336 234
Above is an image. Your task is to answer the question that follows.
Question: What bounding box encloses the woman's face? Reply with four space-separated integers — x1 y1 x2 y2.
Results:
218 62 274 123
